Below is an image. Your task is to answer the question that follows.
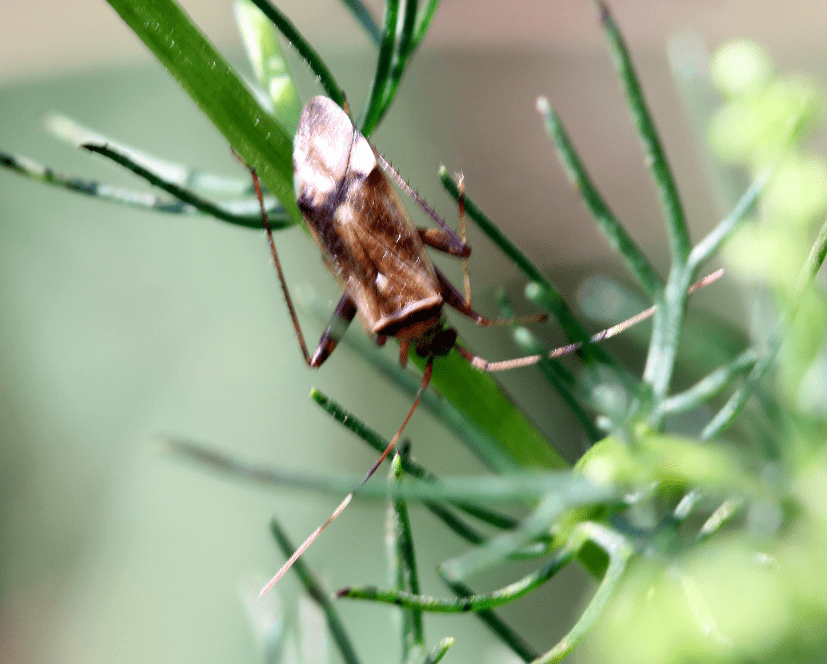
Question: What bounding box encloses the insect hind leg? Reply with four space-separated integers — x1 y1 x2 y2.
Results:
419 173 545 328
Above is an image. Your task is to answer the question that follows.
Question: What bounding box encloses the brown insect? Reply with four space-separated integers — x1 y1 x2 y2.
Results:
254 95 721 594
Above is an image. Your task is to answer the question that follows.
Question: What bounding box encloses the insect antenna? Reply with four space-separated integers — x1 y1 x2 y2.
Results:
456 268 724 372
259 359 434 596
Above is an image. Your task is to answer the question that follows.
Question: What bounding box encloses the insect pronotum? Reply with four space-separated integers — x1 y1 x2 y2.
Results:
252 95 722 595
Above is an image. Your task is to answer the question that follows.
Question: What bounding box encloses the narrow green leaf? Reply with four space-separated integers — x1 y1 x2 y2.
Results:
537 97 661 298
0 150 233 216
597 0 690 262
379 0 419 117
695 497 744 543
688 171 768 270
531 523 633 664
105 0 301 225
411 0 441 50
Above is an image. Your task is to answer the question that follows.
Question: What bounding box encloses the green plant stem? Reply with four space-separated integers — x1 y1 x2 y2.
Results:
360 0 400 135
596 0 689 262
379 0 419 117
0 150 265 220
688 172 768 270
388 453 425 656
641 266 686 401
702 217 827 440
166 437 611 502
340 529 583 611
247 0 345 108
411 0 440 50
644 178 766 403
341 523 631 664
536 97 661 298
105 0 301 224
268 519 361 664
656 349 759 417
82 144 290 229
530 524 632 663
440 578 538 662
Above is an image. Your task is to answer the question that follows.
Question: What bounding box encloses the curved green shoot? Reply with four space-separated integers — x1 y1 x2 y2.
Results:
83 143 290 229
246 0 345 108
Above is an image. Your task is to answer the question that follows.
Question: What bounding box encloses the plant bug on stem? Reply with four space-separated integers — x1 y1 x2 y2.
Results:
249 95 722 595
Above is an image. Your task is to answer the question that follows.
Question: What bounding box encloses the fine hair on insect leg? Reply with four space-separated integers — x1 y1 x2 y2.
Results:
248 95 723 595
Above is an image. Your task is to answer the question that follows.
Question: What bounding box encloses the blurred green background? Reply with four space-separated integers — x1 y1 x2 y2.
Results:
3 1 827 663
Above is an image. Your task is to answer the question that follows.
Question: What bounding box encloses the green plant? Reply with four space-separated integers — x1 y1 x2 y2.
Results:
2 1 826 662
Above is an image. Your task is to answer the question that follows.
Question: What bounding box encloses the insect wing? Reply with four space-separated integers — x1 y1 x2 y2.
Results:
293 96 441 336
